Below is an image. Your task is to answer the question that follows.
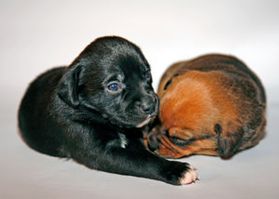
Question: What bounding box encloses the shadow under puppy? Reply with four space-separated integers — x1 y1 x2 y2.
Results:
147 54 266 159
18 36 197 185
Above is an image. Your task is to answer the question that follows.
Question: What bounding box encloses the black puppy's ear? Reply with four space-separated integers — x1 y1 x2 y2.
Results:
57 64 82 107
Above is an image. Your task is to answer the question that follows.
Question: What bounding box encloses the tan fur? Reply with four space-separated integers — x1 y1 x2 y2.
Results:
148 54 266 159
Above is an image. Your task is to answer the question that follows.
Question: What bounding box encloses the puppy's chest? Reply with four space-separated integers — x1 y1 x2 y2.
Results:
106 133 129 149
118 133 128 148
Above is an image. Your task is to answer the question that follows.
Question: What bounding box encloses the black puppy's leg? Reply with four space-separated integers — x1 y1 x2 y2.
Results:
72 140 197 185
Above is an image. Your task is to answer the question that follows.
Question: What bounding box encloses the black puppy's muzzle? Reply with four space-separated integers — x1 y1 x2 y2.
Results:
135 94 159 128
138 94 159 116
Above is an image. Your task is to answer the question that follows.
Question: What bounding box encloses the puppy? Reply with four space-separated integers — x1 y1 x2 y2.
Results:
18 36 197 185
147 54 266 159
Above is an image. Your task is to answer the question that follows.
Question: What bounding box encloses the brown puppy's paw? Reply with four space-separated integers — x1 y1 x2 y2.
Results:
163 162 198 185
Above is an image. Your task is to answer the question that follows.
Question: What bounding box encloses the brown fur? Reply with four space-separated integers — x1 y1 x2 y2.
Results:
147 54 266 159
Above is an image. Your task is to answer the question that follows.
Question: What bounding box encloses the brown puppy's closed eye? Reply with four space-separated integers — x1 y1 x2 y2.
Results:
147 54 266 159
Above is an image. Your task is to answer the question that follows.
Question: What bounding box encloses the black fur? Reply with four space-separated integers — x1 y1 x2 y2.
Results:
18 36 193 185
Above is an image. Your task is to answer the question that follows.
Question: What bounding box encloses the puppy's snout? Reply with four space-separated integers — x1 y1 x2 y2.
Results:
139 95 158 115
147 127 165 152
147 133 160 152
140 101 154 114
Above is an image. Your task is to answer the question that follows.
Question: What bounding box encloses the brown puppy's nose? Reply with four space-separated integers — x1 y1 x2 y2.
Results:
147 133 160 152
147 128 167 152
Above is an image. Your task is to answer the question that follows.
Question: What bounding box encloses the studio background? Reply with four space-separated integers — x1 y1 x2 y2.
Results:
1 0 278 199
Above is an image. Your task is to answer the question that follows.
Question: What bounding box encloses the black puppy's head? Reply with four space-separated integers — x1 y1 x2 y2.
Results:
58 36 159 128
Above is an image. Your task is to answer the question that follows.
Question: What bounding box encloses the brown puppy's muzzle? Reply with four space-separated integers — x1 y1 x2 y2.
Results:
146 128 190 159
147 127 218 159
146 125 165 152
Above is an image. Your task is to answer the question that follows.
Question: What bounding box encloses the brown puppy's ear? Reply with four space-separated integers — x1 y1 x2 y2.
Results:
57 64 82 108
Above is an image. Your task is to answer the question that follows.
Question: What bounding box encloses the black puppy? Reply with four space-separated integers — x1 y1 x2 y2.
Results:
18 36 197 185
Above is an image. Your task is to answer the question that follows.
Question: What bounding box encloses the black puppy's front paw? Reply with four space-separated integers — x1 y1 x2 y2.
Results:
163 161 198 185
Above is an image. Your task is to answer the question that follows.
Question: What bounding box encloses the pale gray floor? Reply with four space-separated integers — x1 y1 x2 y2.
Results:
0 89 279 199
1 1 279 198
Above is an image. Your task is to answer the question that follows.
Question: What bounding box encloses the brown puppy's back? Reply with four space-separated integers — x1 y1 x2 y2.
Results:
152 54 266 159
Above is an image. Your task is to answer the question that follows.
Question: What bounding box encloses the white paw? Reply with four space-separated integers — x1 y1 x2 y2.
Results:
179 165 198 185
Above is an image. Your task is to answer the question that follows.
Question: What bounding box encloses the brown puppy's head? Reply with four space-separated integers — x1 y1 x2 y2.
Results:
148 54 267 159
146 70 218 158
58 36 159 129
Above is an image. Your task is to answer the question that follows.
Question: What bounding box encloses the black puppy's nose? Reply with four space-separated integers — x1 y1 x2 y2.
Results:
140 101 154 115
136 94 158 115
136 96 157 115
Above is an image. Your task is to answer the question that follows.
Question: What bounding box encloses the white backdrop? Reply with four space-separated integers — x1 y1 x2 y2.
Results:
1 0 279 101
1 1 279 199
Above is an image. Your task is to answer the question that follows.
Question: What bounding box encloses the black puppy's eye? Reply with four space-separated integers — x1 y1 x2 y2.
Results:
107 82 123 93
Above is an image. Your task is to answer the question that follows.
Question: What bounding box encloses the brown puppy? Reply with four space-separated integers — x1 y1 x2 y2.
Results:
147 54 266 159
